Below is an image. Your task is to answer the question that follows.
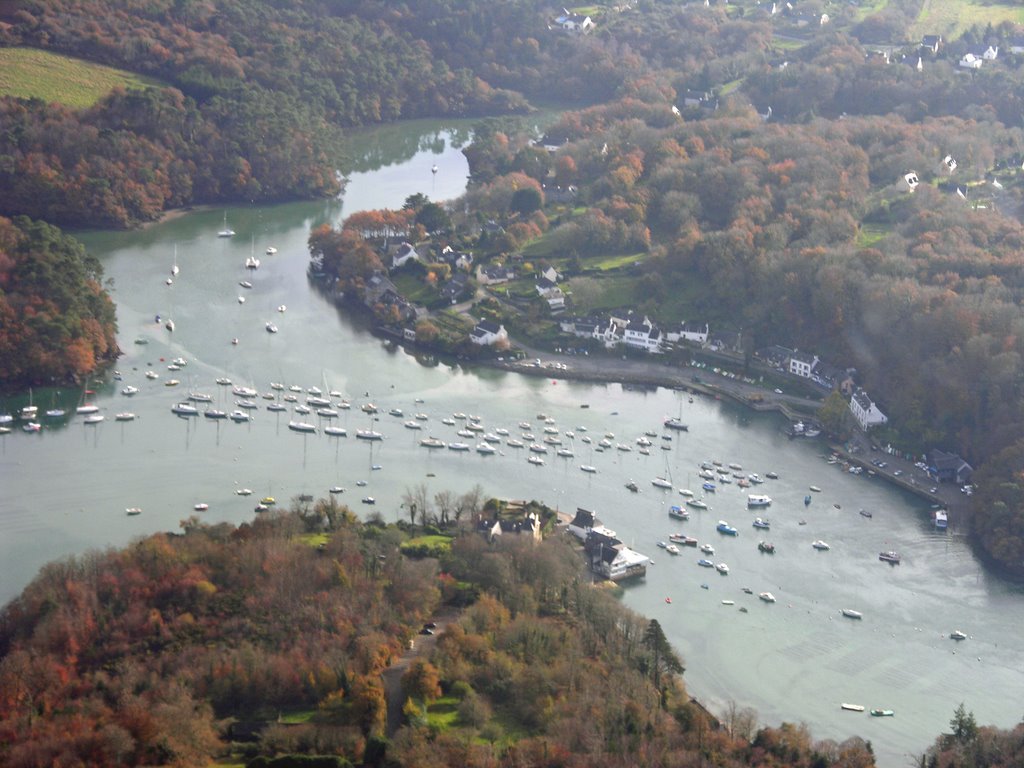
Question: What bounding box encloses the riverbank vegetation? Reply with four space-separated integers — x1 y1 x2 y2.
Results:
0 215 118 387
0 502 883 767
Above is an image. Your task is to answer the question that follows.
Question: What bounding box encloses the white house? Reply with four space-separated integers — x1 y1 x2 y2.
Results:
623 319 663 353
788 351 819 379
849 388 888 431
567 507 616 541
390 242 420 269
903 171 920 191
469 320 508 346
540 266 561 284
555 10 594 33
959 53 983 69
588 536 650 581
666 321 709 345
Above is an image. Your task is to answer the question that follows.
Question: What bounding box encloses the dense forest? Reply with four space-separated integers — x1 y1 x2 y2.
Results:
0 504 890 767
0 215 118 384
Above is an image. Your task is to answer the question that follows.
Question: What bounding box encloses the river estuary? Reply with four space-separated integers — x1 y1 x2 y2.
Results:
1 118 1021 767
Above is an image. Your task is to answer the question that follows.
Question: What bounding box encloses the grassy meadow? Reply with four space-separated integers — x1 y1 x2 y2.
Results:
0 47 163 108
910 0 1024 39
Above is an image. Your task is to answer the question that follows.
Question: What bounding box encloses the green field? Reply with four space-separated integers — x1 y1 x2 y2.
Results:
910 0 1024 39
0 47 164 108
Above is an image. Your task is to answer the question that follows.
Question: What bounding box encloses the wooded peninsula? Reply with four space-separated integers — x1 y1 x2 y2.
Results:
5 0 1024 764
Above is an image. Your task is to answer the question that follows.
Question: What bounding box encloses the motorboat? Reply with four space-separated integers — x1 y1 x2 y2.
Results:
716 521 738 536
812 540 830 551
934 509 948 529
702 481 717 492
879 551 901 564
266 246 278 255
235 488 253 496
748 473 764 484
747 494 772 507
950 630 967 641
697 559 714 568
625 480 639 492
765 471 779 479
329 486 344 494
759 592 776 603
22 421 42 432
870 709 895 717
171 402 199 416
230 410 251 422
194 503 209 511
528 455 545 465
389 408 404 417
752 517 770 529
757 541 776 554
265 322 278 333
668 506 689 520
665 544 680 556
121 385 139 396
715 562 729 574
663 417 688 431
115 412 136 422
669 533 696 545
859 509 873 518
126 508 142 516
261 496 276 505
700 543 715 555
404 420 422 430
361 497 376 505
288 421 317 433
842 609 863 619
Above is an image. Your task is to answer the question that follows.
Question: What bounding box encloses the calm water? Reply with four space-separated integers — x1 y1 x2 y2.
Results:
1 118 1020 767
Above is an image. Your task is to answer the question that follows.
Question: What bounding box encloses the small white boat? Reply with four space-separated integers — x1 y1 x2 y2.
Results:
329 486 344 494
355 429 384 441
324 426 347 437
217 212 235 238
121 385 139 396
266 246 278 255
239 280 253 289
950 630 967 641
651 477 673 489
229 410 251 422
266 322 278 333
277 305 286 313
841 609 863 619
841 703 865 712
172 402 199 416
715 562 729 574
580 465 597 473
288 421 317 433
76 404 99 415
528 455 545 465
126 507 142 516
759 592 776 603
235 488 253 496
812 540 831 551
476 443 497 455
448 442 470 452
115 412 136 422
194 503 209 511
700 543 715 555
420 437 445 449
238 296 245 304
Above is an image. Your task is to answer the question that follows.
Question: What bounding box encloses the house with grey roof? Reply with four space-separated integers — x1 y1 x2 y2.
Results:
849 388 887 431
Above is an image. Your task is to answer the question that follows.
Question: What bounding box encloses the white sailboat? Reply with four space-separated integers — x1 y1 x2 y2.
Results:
218 211 235 238
170 244 179 276
245 236 260 270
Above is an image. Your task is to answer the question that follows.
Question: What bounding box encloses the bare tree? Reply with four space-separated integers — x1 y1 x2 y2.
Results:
434 489 454 526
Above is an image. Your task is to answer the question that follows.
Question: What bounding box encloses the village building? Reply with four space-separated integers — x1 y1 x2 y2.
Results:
469 320 508 346
928 449 974 486
849 388 888 431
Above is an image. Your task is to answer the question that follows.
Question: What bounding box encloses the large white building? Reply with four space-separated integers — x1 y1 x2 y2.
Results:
849 388 888 431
